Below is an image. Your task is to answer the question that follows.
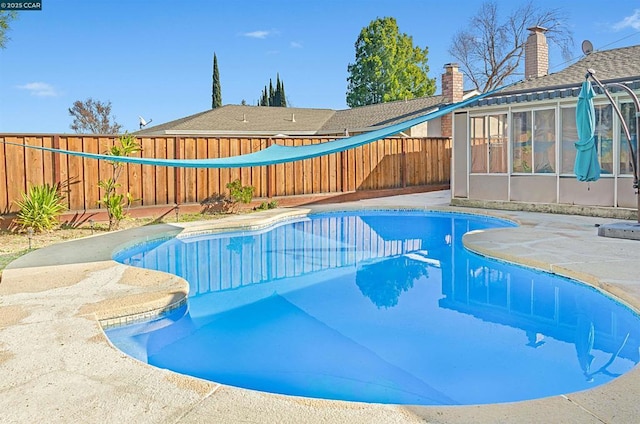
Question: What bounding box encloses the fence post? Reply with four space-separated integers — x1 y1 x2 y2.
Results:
52 134 61 187
266 138 274 198
401 138 407 188
174 137 181 208
341 150 348 193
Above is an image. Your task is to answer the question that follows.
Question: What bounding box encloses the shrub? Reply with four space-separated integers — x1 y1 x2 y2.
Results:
254 200 279 211
99 133 141 230
226 180 255 205
14 183 66 232
200 193 234 214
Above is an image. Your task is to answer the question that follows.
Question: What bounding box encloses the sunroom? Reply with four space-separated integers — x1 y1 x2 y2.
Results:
451 43 640 215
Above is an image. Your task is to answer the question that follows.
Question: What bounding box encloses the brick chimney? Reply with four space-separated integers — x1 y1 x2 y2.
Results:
524 26 548 79
441 63 463 137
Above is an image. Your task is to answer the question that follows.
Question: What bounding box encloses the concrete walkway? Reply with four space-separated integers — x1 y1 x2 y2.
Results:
1 191 639 423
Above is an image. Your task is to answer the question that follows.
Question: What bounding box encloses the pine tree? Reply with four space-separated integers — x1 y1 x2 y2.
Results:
346 17 435 107
212 53 222 109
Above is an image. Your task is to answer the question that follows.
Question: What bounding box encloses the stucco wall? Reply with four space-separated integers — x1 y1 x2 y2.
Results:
509 176 556 203
452 113 468 198
469 175 509 201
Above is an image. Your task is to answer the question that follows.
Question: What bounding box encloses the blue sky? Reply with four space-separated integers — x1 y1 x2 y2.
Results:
1 0 639 134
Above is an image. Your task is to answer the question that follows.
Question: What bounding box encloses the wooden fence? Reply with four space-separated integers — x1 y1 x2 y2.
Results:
0 134 451 214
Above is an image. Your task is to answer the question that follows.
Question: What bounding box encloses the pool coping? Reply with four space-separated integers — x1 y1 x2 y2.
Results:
1 193 639 423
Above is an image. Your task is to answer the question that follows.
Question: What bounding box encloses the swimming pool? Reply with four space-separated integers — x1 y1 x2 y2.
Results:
107 210 640 406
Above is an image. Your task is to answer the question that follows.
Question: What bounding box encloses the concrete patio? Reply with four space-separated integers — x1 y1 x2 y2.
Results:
1 191 639 423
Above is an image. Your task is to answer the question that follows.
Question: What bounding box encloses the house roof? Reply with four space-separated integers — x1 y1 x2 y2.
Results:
136 105 336 136
318 95 446 134
136 93 458 136
475 44 640 107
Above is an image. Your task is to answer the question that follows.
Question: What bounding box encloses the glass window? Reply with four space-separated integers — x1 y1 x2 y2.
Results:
620 102 637 175
470 116 487 173
561 104 613 175
560 107 577 174
512 109 555 173
512 112 532 172
533 109 556 173
595 104 613 174
470 114 508 174
489 115 508 173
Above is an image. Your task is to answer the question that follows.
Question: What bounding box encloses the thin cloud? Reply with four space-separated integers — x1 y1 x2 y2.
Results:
17 82 58 97
613 9 640 30
243 30 270 39
290 41 303 48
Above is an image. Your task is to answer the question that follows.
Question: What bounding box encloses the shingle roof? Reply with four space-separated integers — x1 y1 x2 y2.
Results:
137 105 336 136
475 44 640 106
137 95 450 136
318 95 445 134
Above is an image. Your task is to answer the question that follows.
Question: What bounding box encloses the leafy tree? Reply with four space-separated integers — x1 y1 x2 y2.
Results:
0 11 17 49
449 1 573 91
212 53 222 108
68 98 122 134
346 17 435 107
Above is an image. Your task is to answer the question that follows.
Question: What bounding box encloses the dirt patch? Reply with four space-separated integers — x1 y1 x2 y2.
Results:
0 305 29 327
0 349 15 365
165 372 216 396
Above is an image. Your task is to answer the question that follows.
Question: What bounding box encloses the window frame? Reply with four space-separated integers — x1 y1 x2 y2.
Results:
469 113 509 174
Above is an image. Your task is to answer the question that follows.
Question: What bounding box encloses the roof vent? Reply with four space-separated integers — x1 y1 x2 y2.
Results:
242 113 247 123
291 113 296 122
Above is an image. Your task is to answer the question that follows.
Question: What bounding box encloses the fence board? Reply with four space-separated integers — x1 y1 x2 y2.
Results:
207 138 220 198
239 138 252 192
140 137 156 206
0 135 450 215
42 136 57 185
165 138 176 205
66 137 85 210
196 137 208 202
283 139 294 196
83 137 100 209
24 136 44 189
228 138 241 184
5 137 26 212
218 138 231 198
127 144 143 208
0 137 8 212
182 137 196 203
153 138 168 205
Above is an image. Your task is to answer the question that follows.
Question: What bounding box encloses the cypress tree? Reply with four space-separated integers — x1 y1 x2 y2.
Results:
211 53 222 109
257 75 288 107
275 76 282 108
269 79 274 106
260 87 268 106
280 80 287 107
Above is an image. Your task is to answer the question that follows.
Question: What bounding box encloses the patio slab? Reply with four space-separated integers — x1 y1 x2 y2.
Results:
1 191 639 423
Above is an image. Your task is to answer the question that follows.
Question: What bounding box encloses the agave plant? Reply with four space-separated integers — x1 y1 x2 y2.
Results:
15 183 66 232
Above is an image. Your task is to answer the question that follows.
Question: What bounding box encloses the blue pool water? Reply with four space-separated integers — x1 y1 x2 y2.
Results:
107 211 640 406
